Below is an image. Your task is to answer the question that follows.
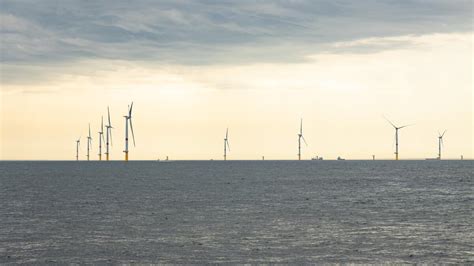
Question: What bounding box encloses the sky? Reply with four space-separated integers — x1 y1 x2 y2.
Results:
0 0 473 160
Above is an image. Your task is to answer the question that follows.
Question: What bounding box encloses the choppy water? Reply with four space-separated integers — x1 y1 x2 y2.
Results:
0 161 473 263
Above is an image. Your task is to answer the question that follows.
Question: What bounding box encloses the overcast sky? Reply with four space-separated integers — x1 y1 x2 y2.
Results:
1 1 473 160
2 0 472 64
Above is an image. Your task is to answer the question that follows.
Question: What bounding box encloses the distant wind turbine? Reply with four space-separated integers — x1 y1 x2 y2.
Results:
105 106 113 161
224 128 230 161
98 116 105 160
385 117 412 160
123 102 135 161
87 124 92 161
437 130 446 160
297 118 307 160
76 137 80 161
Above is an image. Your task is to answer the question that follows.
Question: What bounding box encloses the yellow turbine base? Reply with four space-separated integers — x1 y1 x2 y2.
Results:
106 154 109 161
125 152 129 161
396 154 399 160
99 154 102 161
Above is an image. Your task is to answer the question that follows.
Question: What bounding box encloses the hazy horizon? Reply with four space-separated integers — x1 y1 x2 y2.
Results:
1 1 473 160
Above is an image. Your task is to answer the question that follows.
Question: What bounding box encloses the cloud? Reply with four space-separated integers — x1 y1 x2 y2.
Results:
0 0 472 66
1 32 471 94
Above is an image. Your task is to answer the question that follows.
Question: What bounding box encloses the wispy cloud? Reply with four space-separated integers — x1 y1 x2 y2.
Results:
1 0 472 65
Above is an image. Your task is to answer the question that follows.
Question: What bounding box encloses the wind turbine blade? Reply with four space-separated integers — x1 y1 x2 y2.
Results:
383 116 397 129
300 118 303 134
110 128 113 146
302 135 308 146
107 106 111 126
226 128 228 139
129 119 136 147
399 124 414 129
129 102 134 117
101 116 104 133
442 130 447 137
89 124 91 138
226 140 230 151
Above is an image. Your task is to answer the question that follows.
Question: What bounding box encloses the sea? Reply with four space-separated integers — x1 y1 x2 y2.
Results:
0 160 472 263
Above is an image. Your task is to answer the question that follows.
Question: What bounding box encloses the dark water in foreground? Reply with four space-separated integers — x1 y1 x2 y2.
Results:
0 161 473 263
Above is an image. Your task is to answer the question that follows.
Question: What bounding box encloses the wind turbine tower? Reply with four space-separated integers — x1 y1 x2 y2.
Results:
76 138 80 161
123 102 135 161
385 117 412 160
224 128 230 161
438 130 446 160
87 124 92 161
98 116 104 160
105 107 113 161
297 118 308 160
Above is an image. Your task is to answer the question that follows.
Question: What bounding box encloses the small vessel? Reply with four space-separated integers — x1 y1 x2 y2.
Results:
337 156 345 161
311 156 323 160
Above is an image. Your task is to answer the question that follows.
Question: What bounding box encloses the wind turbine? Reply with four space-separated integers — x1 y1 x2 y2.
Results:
437 130 446 160
297 118 307 160
123 102 135 161
105 106 113 161
224 128 230 161
385 117 412 160
98 116 105 160
86 124 92 161
76 137 80 161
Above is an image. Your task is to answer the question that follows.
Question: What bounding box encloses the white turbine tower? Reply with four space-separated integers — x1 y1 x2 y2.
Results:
98 116 105 161
385 117 412 160
224 128 230 161
86 124 92 161
76 137 80 161
297 118 307 160
438 130 446 160
105 106 113 161
123 102 135 161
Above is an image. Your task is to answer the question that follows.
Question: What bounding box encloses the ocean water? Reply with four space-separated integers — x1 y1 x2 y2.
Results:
0 160 472 263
